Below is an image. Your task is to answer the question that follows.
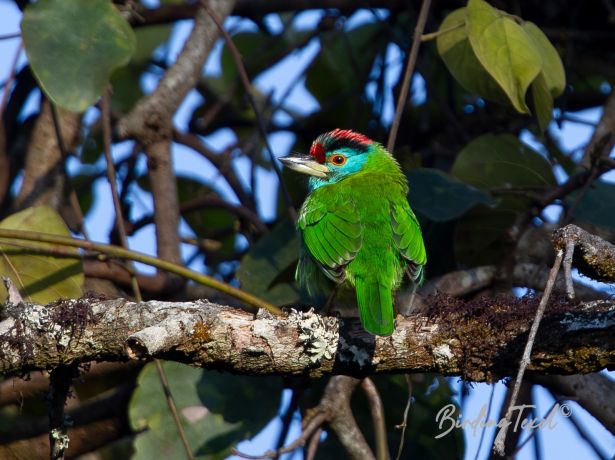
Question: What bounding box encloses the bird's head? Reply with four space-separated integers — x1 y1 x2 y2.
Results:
279 129 380 189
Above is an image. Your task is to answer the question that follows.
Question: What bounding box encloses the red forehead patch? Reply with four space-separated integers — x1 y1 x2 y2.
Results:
310 142 326 164
330 128 371 145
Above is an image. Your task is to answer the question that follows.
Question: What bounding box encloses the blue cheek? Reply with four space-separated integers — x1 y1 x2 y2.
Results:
308 153 367 191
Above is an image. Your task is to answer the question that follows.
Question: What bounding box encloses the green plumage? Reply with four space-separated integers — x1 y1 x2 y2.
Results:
282 130 426 336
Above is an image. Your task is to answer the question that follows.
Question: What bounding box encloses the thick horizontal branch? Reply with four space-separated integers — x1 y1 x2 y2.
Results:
1 297 613 381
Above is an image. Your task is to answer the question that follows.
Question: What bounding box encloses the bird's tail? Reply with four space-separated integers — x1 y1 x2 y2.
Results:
355 277 394 336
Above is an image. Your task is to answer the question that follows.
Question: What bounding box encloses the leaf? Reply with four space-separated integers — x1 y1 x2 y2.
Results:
572 181 615 231
130 362 240 460
306 23 381 103
195 371 282 455
436 8 510 106
21 0 136 112
236 219 301 306
0 207 83 304
531 71 554 131
466 0 542 113
407 168 492 222
522 21 566 97
221 30 311 82
451 134 556 190
451 134 555 267
454 204 518 266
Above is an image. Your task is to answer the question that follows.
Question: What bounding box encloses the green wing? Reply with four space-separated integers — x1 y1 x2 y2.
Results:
390 201 427 282
297 199 362 284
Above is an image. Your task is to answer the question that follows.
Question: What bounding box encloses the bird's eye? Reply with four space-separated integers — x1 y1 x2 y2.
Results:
330 154 347 166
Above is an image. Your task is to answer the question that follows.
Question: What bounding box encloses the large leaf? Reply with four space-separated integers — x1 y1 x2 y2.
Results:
522 22 566 97
451 134 556 190
407 168 492 222
466 0 542 114
0 207 83 303
21 0 136 112
436 8 510 107
130 362 237 460
531 71 554 132
195 371 282 455
221 29 311 82
454 204 518 267
299 21 381 137
572 180 615 232
451 134 555 267
236 219 301 306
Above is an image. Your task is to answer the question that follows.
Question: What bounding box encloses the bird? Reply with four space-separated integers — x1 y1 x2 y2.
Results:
279 129 426 336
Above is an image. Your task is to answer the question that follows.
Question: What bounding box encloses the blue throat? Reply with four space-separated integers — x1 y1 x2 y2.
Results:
308 147 370 191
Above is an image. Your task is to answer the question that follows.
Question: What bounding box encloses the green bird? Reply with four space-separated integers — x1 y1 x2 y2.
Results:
280 129 427 336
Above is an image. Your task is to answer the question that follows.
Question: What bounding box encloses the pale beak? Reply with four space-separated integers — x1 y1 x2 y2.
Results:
279 154 330 179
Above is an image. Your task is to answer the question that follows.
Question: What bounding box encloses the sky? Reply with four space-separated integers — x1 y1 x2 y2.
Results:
0 1 614 459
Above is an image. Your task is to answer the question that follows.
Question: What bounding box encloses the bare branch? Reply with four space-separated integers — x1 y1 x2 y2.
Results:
387 0 431 152
321 376 375 460
493 250 564 455
361 378 389 460
553 224 615 283
533 373 615 435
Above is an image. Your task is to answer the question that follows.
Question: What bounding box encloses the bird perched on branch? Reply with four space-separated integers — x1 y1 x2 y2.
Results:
280 129 426 336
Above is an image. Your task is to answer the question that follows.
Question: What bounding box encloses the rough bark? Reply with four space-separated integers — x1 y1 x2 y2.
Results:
0 297 613 381
14 102 80 211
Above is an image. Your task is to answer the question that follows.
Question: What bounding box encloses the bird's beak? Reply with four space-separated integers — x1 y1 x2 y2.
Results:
279 154 329 179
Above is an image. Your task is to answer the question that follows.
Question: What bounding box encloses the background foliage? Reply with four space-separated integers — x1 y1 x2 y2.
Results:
1 0 614 458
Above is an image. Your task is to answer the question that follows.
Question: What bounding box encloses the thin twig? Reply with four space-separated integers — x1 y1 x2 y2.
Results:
0 228 280 313
101 89 141 301
361 378 389 460
387 0 432 153
102 88 195 460
305 427 323 460
49 103 89 239
511 398 562 457
492 249 564 456
563 240 575 299
154 360 195 460
0 39 21 115
474 384 496 460
394 375 413 460
0 32 20 41
231 412 328 459
275 390 300 454
548 392 609 460
48 364 76 460
203 3 297 221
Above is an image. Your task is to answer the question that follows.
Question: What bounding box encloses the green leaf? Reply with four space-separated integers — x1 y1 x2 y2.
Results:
306 23 381 102
0 206 83 304
455 204 518 266
451 134 556 189
531 72 554 131
466 0 542 113
130 362 240 460
407 168 492 222
195 372 282 455
436 8 510 106
22 0 136 112
451 134 556 267
572 180 615 231
522 22 566 97
221 30 310 82
236 219 301 306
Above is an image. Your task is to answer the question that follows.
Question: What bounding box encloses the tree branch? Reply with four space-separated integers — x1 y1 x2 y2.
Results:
0 297 612 380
